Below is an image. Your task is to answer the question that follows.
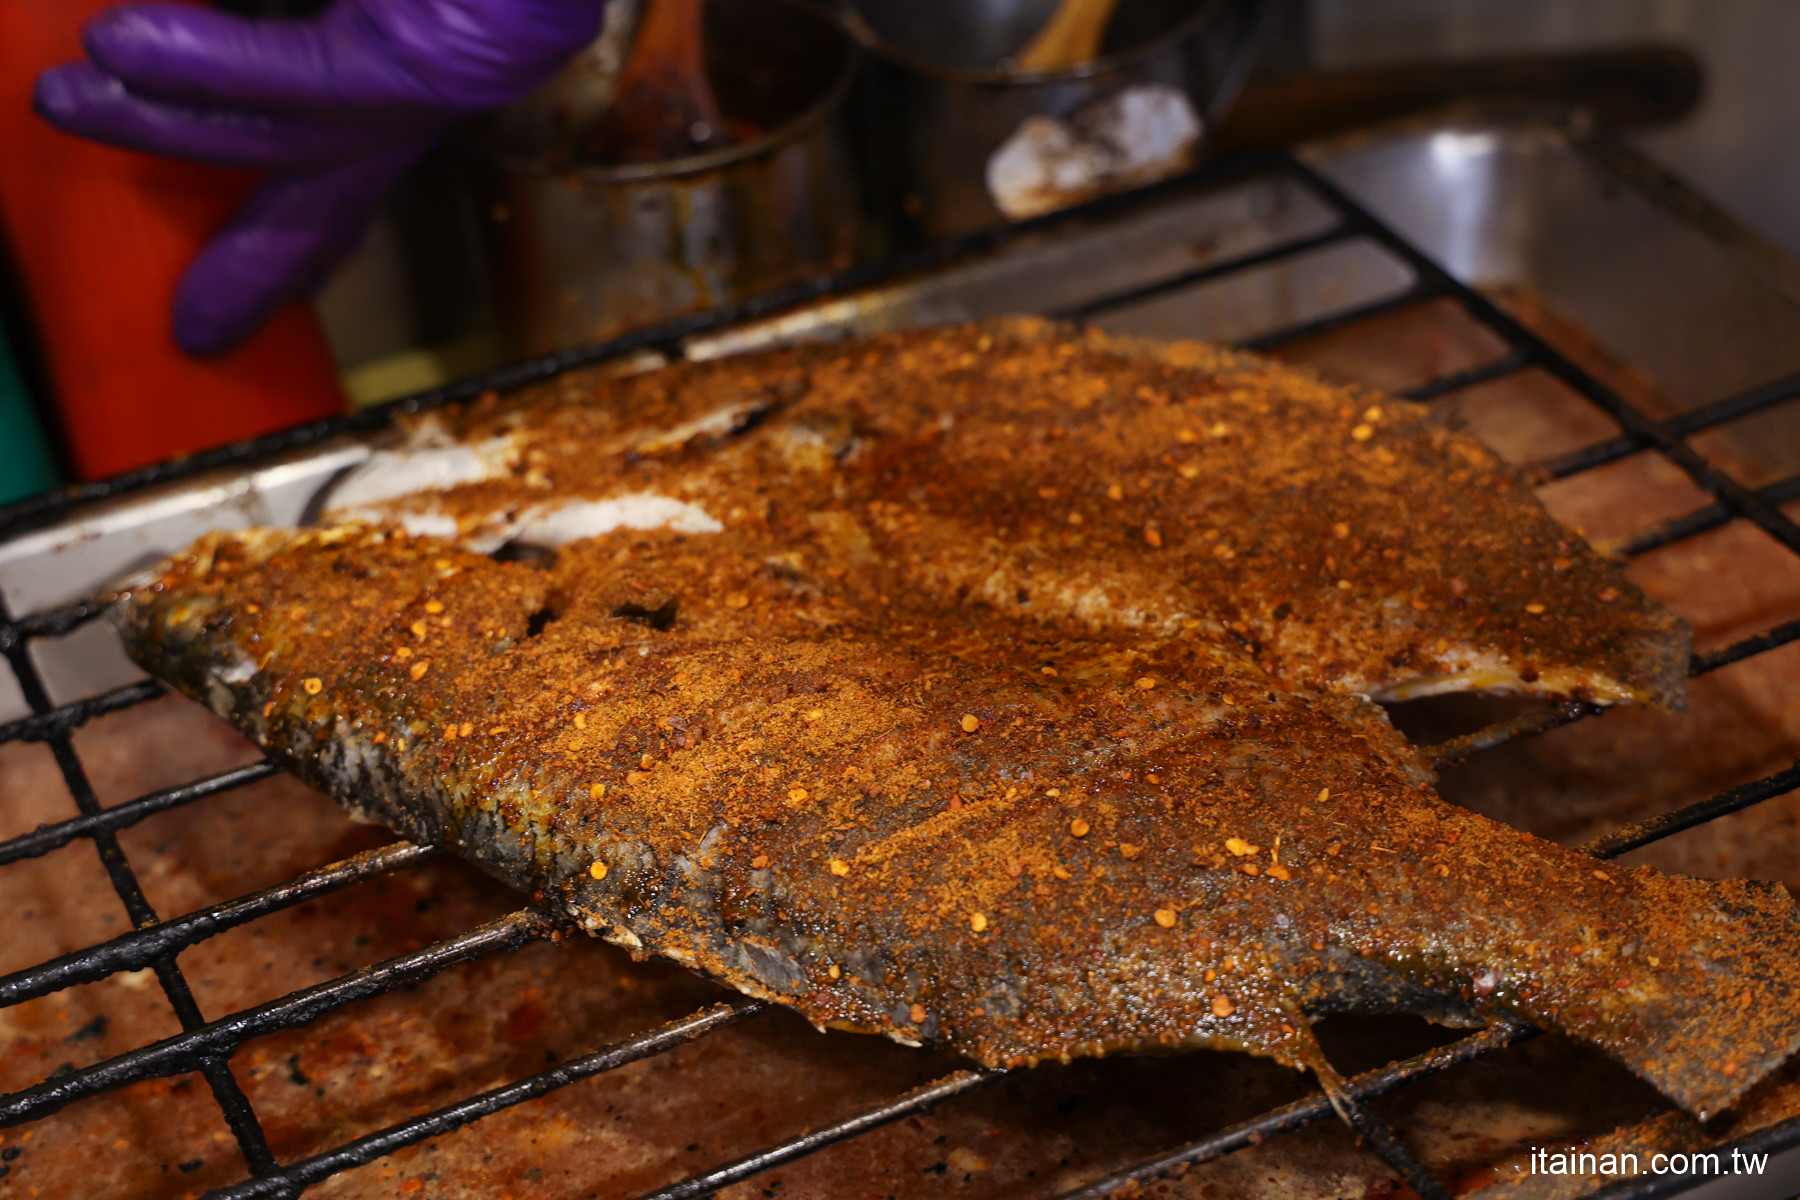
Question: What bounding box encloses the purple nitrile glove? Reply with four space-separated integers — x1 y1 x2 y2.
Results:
34 0 607 356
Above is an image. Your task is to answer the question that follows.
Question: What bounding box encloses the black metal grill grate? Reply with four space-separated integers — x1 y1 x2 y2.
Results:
4 148 1800 1200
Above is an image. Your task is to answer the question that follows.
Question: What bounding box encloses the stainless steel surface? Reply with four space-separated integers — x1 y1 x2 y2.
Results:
1313 122 1800 411
1314 119 1800 485
0 441 373 711
471 0 863 358
842 0 1264 238
1306 0 1800 265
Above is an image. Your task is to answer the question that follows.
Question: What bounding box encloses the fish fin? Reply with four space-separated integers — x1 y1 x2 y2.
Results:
1588 874 1800 1119
1271 998 1354 1127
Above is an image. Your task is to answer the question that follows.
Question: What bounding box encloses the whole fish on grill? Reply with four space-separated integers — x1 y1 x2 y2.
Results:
111 322 1799 1121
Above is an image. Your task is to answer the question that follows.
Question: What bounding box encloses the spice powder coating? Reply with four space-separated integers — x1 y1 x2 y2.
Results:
113 320 1798 1121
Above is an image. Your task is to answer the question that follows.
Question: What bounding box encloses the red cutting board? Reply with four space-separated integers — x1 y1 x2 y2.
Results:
0 0 347 481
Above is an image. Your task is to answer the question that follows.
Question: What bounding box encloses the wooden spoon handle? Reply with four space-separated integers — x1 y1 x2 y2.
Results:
584 0 731 163
1015 0 1123 73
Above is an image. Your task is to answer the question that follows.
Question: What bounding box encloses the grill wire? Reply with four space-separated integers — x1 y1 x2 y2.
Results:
4 149 1800 1200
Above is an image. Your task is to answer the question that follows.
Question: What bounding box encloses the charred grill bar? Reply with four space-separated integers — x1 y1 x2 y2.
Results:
3 148 1800 1200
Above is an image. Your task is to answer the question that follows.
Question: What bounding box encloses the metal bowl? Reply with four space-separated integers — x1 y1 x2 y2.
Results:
471 0 863 358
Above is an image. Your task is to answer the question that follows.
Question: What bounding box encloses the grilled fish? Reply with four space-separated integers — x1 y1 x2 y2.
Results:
111 323 1796 1120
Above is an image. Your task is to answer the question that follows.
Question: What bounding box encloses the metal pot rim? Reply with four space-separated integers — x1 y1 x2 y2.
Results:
474 17 860 183
837 0 1233 87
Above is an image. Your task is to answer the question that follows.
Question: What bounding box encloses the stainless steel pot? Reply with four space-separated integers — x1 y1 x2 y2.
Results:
839 0 1267 241
472 0 862 358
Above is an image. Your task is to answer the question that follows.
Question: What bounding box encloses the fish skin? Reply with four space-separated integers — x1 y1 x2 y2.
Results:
115 522 1800 1121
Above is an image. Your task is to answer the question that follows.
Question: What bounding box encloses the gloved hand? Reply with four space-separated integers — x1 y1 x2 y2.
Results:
34 0 607 356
